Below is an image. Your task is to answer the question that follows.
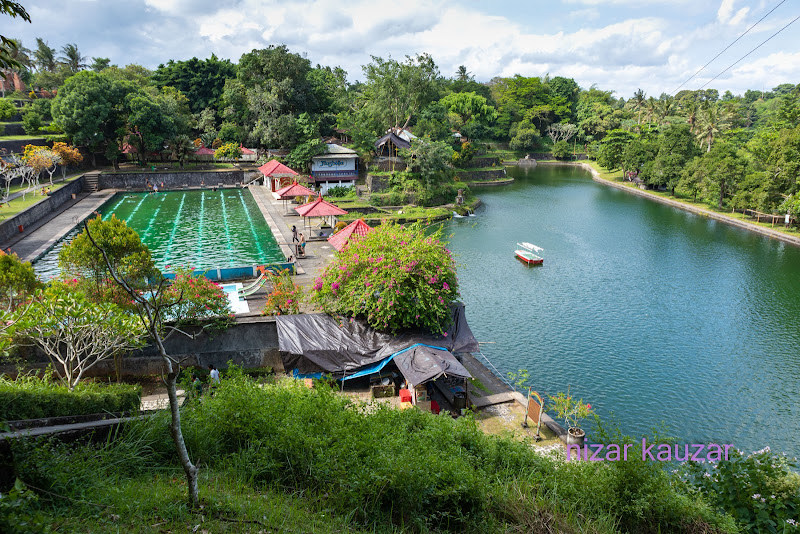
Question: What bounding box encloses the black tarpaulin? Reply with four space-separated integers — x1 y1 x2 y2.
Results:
393 345 472 385
276 302 479 375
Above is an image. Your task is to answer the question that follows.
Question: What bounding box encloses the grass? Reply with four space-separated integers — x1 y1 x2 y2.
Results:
0 134 47 141
340 205 452 224
0 174 82 220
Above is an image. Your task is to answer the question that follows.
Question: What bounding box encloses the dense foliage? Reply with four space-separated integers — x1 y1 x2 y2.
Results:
261 268 303 316
311 222 458 334
0 370 141 420
6 377 742 533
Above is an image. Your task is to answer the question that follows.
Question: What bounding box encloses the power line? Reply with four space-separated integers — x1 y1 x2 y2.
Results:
670 0 787 95
698 12 800 90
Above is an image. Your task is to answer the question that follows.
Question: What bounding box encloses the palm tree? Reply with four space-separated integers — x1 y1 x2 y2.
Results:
683 100 699 133
630 88 646 124
456 65 471 82
169 135 195 168
59 43 87 73
34 38 56 72
3 38 31 70
644 96 657 124
695 103 730 152
656 96 675 125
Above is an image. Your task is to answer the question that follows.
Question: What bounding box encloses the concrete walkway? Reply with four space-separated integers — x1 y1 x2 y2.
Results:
8 190 116 262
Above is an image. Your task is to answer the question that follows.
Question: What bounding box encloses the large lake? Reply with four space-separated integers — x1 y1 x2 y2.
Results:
447 164 800 457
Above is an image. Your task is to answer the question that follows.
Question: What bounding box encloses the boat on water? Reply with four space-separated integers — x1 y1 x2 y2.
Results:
515 242 543 266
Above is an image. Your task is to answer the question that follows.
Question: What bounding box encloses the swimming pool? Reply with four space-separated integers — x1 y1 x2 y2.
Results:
34 189 286 280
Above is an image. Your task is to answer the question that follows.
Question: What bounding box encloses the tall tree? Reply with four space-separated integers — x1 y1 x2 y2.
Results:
648 124 701 193
90 57 111 72
455 65 472 82
59 43 86 73
33 37 56 72
152 55 236 114
696 102 731 152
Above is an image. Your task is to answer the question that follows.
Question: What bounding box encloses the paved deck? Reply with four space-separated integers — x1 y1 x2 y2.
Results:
9 190 116 262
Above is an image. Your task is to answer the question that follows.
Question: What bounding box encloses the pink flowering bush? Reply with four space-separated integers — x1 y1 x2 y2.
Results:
262 268 303 316
310 221 459 333
165 268 232 325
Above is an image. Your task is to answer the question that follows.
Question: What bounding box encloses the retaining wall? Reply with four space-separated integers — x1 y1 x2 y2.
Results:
456 169 507 181
0 176 85 243
1 316 284 378
98 170 258 190
0 137 49 155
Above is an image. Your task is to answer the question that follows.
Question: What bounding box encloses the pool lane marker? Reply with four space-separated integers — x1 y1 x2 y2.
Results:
140 206 162 241
220 191 234 266
237 189 266 261
124 193 150 224
196 191 205 268
101 195 130 220
162 193 186 269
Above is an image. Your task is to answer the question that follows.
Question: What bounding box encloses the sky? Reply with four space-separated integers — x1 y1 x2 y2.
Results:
4 0 799 99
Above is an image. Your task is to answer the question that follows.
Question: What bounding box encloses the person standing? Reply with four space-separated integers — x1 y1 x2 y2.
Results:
298 233 306 257
291 225 298 243
208 364 220 396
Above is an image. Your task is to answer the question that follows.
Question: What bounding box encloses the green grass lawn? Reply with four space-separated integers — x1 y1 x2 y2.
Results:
0 174 81 220
0 134 47 141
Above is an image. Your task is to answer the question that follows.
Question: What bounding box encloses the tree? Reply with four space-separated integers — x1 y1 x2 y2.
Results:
59 215 158 309
82 220 230 508
0 250 39 310
33 37 56 73
0 96 15 119
126 90 177 165
51 141 83 179
399 138 455 189
311 222 459 334
648 124 700 192
20 108 41 134
0 2 31 73
682 142 747 208
89 57 111 72
546 123 577 144
629 88 647 125
455 65 472 82
361 53 443 130
168 134 194 168
152 55 236 114
214 142 242 162
23 144 60 185
285 112 324 171
696 102 731 152
51 71 132 166
596 129 634 170
551 140 571 160
58 43 86 73
438 91 497 136
16 281 145 390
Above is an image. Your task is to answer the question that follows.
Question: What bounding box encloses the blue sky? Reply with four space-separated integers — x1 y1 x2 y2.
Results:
4 0 799 99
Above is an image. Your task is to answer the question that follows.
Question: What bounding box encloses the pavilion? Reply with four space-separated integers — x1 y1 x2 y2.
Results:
295 195 348 239
275 181 315 212
327 219 372 251
258 160 299 192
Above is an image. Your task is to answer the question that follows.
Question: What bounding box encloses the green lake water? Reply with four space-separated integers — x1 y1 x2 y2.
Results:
34 189 285 278
446 164 800 456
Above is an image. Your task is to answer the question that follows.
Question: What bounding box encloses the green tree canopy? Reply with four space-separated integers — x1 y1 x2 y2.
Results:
153 55 236 114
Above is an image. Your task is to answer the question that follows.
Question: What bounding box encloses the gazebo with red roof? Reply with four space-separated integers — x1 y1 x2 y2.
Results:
275 181 316 212
258 159 299 192
327 219 372 251
295 195 348 239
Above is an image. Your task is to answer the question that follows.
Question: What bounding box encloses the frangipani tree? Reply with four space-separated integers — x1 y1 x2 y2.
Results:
16 281 146 390
51 142 83 179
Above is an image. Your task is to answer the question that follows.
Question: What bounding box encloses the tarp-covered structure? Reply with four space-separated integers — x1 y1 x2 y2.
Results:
276 303 478 385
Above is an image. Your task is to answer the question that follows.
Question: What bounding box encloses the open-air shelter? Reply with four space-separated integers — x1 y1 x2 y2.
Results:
258 160 299 192
295 194 348 239
327 218 372 251
275 181 316 213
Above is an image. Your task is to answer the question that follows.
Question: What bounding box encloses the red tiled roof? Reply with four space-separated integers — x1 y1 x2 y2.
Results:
240 146 255 155
195 146 215 155
275 181 315 199
327 219 372 251
258 159 298 177
295 195 348 217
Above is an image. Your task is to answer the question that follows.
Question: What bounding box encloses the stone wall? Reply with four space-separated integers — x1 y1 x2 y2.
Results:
98 170 257 190
366 174 391 193
1 316 284 378
0 122 25 136
456 169 507 182
0 176 85 243
461 157 501 169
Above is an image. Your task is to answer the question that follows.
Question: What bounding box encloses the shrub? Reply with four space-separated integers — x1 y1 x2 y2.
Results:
683 446 800 533
21 110 42 135
326 185 353 198
310 221 459 334
261 268 303 316
551 139 572 160
0 98 15 120
0 371 141 420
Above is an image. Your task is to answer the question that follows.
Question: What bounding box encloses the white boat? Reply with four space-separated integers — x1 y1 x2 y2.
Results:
515 242 544 266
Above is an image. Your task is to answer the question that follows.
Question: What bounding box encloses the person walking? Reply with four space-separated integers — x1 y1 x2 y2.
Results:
208 364 220 396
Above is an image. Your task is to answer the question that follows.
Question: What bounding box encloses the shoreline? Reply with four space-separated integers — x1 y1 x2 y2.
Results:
536 161 800 248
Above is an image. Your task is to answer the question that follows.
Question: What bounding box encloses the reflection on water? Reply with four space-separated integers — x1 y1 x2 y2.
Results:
448 164 800 457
